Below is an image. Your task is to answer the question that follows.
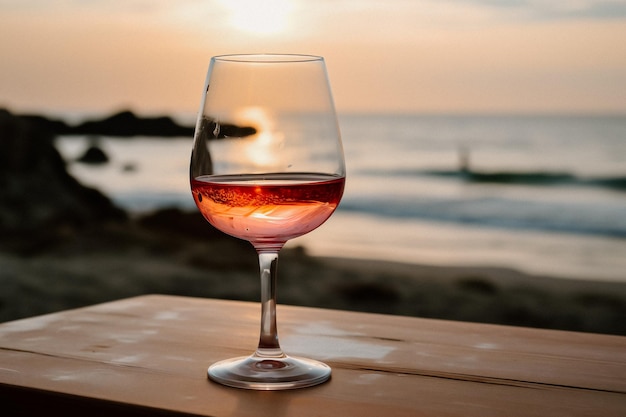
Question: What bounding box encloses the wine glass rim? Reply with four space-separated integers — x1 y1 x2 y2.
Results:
212 54 324 63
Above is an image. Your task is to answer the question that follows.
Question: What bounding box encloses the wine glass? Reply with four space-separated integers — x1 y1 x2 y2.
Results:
190 54 345 390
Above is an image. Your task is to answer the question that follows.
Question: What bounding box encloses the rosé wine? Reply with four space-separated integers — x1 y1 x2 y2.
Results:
191 173 345 248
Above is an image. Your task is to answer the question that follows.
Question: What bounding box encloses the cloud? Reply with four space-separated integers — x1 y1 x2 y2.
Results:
563 1 626 19
454 0 626 20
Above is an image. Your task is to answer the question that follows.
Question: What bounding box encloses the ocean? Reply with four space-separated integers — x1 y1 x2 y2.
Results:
55 114 626 282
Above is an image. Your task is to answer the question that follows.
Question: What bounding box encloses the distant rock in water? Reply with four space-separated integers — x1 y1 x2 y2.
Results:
76 138 109 164
121 162 137 172
16 109 194 138
12 109 257 140
72 110 194 137
0 109 126 249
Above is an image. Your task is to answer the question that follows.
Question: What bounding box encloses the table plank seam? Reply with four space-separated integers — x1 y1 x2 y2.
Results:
0 346 185 378
334 362 626 395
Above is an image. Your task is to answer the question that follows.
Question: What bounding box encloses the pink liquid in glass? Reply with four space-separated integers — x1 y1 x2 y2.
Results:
191 173 345 248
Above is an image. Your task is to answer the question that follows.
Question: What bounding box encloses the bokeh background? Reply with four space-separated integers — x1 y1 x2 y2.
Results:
1 1 625 334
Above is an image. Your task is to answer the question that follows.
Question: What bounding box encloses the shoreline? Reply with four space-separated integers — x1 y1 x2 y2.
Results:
2 215 624 335
288 211 626 284
317 255 626 297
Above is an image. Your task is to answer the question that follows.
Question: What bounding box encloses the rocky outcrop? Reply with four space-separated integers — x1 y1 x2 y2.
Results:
71 110 194 137
76 138 109 164
19 110 257 139
20 110 194 137
0 109 126 250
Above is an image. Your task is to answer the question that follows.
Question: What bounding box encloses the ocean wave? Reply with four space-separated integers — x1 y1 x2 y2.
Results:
337 195 626 238
358 168 626 192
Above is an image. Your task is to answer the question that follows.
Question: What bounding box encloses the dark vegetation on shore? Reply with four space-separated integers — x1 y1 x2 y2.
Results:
1 109 625 335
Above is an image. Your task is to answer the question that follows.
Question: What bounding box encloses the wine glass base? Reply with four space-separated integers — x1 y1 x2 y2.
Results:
208 354 331 390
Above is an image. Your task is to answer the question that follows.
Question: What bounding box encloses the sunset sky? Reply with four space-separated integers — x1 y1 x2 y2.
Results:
1 0 625 116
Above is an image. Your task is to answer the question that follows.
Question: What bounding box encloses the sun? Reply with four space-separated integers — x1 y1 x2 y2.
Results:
218 0 294 36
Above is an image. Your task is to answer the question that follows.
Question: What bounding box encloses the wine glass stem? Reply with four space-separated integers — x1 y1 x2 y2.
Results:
255 251 284 358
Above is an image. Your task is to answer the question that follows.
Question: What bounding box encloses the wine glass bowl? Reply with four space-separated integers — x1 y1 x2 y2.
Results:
190 54 345 390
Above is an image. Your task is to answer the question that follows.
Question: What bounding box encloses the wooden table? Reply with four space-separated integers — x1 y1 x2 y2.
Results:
0 295 624 416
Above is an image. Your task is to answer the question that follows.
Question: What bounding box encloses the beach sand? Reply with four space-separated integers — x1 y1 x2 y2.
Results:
1 209 624 336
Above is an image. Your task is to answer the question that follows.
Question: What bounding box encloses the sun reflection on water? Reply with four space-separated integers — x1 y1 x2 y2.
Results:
235 107 284 169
